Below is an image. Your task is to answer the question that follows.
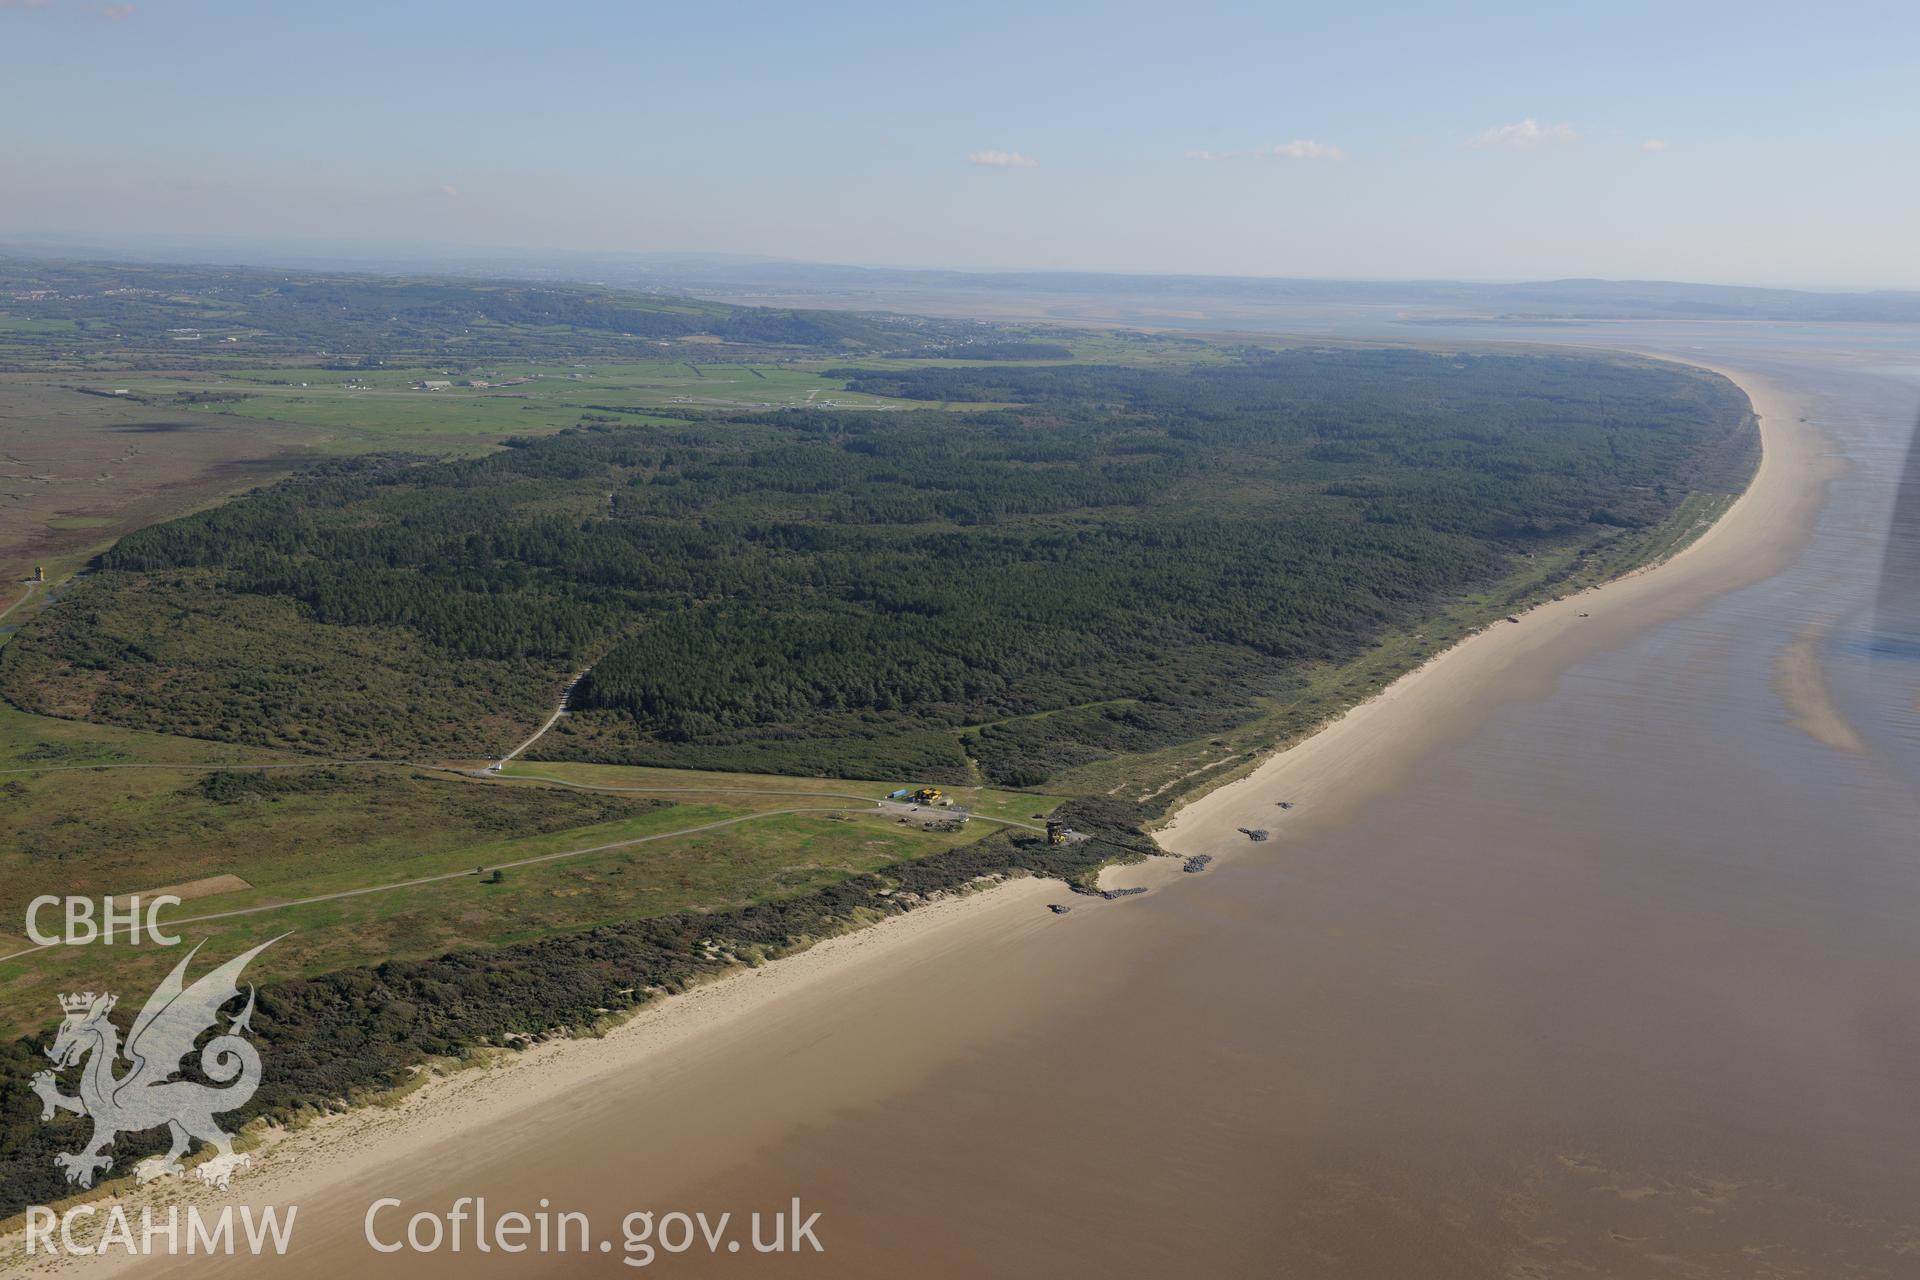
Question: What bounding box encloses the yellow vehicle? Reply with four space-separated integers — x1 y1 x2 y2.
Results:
911 787 944 804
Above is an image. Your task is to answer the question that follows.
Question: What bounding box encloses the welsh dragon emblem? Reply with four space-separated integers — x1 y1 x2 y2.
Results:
31 936 283 1191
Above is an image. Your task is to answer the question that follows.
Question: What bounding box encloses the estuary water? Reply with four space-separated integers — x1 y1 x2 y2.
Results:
111 326 1920 1279
640 328 1920 1278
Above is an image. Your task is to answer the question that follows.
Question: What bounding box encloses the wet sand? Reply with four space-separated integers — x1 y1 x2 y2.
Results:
1773 622 1866 753
19 346 1920 1278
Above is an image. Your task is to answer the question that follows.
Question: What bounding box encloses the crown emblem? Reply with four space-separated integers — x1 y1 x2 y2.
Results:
58 992 99 1014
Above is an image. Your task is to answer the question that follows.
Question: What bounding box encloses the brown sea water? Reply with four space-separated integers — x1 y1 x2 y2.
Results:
99 328 1920 1279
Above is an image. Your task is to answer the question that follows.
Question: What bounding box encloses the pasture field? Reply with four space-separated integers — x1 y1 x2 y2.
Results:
0 691 1061 1038
69 355 1027 448
0 800 969 1039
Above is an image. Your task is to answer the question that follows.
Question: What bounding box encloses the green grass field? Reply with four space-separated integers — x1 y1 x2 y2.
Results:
0 692 1061 1037
81 360 919 454
51 331 1219 454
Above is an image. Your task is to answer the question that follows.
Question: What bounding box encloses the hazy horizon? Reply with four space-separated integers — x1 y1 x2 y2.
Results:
8 230 1920 302
7 0 1919 290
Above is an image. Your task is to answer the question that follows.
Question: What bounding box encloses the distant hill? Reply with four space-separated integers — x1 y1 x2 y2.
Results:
0 257 957 368
7 238 1915 326
604 260 1920 325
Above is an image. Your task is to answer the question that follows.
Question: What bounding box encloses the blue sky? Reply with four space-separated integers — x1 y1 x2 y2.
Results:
4 0 1918 286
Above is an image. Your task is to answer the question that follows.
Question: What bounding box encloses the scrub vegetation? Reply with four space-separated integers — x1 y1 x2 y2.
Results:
2 348 1755 784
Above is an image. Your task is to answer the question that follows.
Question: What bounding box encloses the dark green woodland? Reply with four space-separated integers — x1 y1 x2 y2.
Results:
1 348 1754 784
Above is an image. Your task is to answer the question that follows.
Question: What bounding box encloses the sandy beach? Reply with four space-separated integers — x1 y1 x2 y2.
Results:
1160 358 1826 853
3 356 1831 1277
3 873 1070 1276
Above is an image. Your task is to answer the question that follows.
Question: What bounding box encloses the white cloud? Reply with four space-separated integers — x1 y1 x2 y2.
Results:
1184 148 1230 162
1472 119 1576 149
967 149 1037 169
438 183 460 198
1263 139 1345 161
1640 138 1668 153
